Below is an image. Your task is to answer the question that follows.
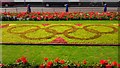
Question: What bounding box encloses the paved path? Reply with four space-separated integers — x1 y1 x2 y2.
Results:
0 7 118 12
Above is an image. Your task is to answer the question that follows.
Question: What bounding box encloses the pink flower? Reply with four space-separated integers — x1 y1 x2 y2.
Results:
37 17 41 20
0 64 4 67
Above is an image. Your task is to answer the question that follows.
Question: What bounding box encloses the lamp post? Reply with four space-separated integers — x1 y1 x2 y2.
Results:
24 0 26 6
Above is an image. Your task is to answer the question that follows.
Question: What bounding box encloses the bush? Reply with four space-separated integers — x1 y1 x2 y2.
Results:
2 12 120 21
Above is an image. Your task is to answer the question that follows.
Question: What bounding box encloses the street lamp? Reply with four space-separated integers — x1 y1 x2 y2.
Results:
24 0 26 6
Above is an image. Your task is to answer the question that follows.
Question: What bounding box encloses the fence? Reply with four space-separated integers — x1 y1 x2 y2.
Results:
1 7 118 13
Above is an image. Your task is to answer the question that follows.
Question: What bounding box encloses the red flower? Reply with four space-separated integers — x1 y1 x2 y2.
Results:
22 59 28 64
0 24 9 28
83 60 87 64
44 58 48 61
77 64 80 67
75 24 82 26
54 58 59 63
0 64 4 67
59 60 65 64
16 58 21 63
42 24 49 26
106 64 112 68
46 65 51 68
117 64 120 68
39 64 44 68
112 61 117 66
110 18 113 20
51 37 67 44
63 66 68 68
32 16 36 19
37 17 41 20
37 12 41 15
66 18 68 20
21 56 28 64
100 60 108 65
47 61 53 66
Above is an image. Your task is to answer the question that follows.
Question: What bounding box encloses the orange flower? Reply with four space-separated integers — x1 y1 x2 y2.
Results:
54 58 59 63
59 60 65 64
44 58 48 61
16 58 21 63
83 60 87 64
77 63 80 67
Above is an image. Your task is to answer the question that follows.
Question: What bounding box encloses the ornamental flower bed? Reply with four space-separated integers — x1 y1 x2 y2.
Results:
2 12 120 21
0 56 120 68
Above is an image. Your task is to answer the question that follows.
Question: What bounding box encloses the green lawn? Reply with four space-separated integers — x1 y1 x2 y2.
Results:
2 20 118 24
1 20 119 65
2 45 119 65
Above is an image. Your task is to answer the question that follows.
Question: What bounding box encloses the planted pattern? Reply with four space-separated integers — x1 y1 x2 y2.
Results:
1 24 118 44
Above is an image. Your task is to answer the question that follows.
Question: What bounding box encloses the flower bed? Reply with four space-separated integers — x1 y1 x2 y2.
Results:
2 12 120 21
1 24 119 45
0 56 120 68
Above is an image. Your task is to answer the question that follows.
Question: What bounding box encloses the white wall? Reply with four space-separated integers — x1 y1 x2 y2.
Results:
14 0 43 2
79 0 119 2
1 0 14 2
68 0 79 2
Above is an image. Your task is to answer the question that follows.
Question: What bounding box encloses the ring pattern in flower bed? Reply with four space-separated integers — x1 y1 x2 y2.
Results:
7 25 40 34
83 25 118 34
7 24 118 40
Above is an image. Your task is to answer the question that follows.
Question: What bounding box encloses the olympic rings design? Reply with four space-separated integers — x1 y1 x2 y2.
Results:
20 29 56 40
7 24 118 40
45 24 78 34
83 25 118 34
7 25 40 34
64 28 102 40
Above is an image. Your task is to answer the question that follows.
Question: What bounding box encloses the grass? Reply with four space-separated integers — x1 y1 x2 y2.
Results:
1 20 119 65
2 20 118 24
2 45 119 65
